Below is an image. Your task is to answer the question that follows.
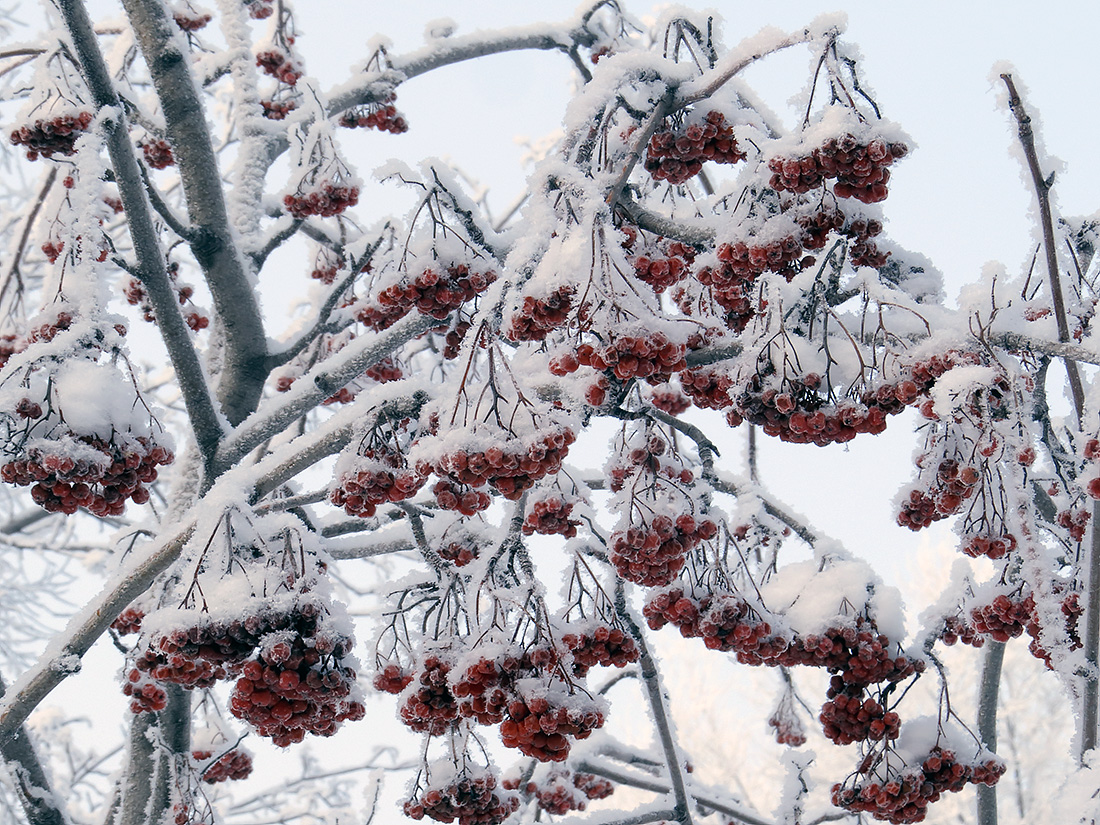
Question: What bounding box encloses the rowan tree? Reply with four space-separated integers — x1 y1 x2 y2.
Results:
0 3 1097 825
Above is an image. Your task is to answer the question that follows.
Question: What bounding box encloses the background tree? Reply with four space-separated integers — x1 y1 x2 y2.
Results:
0 3 1096 825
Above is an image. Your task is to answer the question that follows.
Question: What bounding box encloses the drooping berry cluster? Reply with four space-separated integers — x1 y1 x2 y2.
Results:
625 235 696 293
968 593 1031 643
647 383 691 415
256 49 301 85
561 622 639 676
729 371 890 447
645 110 746 185
111 607 144 636
432 478 492 516
609 513 717 587
128 595 363 745
372 662 414 694
573 332 687 383
125 269 209 331
832 746 1004 824
372 264 497 323
421 426 576 501
339 95 409 133
522 770 613 815
499 684 606 761
400 654 459 735
173 10 212 31
261 99 296 120
141 139 175 169
10 112 93 160
330 447 425 517
283 181 359 218
505 286 574 342
403 770 519 825
438 535 480 566
2 435 173 516
522 493 580 538
768 692 807 747
819 677 899 745
230 627 365 747
768 134 908 204
1027 592 1083 668
1057 507 1091 542
679 367 734 410
896 458 979 531
193 749 253 783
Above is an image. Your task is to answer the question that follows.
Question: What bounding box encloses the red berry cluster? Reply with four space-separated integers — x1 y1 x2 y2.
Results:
10 112 94 160
423 427 576 501
768 702 807 747
433 478 492 515
730 371 890 446
451 654 519 725
607 431 694 493
403 771 519 825
111 607 144 636
524 770 611 815
679 367 734 410
1027 593 1083 669
645 110 746 185
646 591 921 690
573 332 687 382
123 667 168 713
373 662 414 694
244 0 272 18
365 355 403 383
283 182 359 218
969 593 1031 643
125 274 208 331
561 622 639 676
500 687 605 762
330 448 425 517
2 436 173 516
1057 508 1090 541
896 459 980 531
768 134 908 204
338 95 408 134
256 49 301 85
960 531 1017 560
356 301 409 332
643 588 709 637
647 384 691 415
375 264 497 322
443 321 472 360
609 513 717 587
522 493 580 538
132 608 313 694
700 236 808 286
141 139 175 169
940 615 984 648
193 749 253 783
630 241 696 293
173 11 212 31
261 99 296 120
400 655 459 735
438 536 480 566
230 623 364 747
819 678 899 745
832 747 1003 824
505 286 575 342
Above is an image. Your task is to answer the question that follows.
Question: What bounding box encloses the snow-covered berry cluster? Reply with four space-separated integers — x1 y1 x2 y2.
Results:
10 112 93 160
645 110 746 185
768 134 908 204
